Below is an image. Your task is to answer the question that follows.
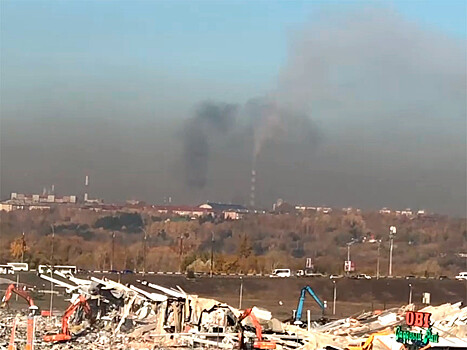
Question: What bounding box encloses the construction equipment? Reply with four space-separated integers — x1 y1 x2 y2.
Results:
1 283 38 315
346 330 392 350
238 308 276 350
43 295 91 342
294 285 325 324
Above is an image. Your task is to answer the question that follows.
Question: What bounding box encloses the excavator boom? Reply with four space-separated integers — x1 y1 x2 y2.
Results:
43 295 91 343
238 308 276 349
1 284 36 310
294 285 325 323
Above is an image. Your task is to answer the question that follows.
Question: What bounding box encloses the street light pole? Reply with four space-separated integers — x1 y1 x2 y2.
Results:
239 277 243 309
389 226 396 277
332 280 337 315
408 283 413 305
210 231 214 278
179 235 184 273
376 240 381 280
111 231 115 271
49 224 55 317
142 229 147 276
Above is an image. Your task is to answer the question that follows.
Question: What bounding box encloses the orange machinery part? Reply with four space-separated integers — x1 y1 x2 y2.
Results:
238 308 276 350
43 295 91 343
1 284 36 309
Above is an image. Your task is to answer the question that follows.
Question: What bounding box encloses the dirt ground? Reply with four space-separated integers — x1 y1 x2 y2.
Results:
1 273 465 321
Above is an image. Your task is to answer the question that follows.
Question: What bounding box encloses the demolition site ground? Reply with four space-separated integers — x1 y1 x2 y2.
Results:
2 272 466 320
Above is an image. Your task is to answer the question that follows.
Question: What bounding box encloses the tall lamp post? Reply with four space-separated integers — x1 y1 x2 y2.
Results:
210 231 214 278
142 229 148 276
239 277 243 309
332 280 337 315
376 240 381 280
110 231 115 271
408 283 413 305
389 226 396 277
49 224 55 317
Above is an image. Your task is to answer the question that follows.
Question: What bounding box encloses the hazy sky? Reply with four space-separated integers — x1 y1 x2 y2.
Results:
1 1 466 215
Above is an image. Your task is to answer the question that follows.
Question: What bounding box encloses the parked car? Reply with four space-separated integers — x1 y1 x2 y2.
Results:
270 269 291 278
121 269 134 274
438 275 449 280
356 274 372 280
329 274 344 279
304 270 325 277
405 275 416 279
455 272 467 280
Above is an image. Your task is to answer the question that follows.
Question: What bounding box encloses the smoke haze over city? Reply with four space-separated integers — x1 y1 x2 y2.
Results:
1 2 466 215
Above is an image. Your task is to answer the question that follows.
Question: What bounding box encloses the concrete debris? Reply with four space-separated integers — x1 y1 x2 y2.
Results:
1 273 466 350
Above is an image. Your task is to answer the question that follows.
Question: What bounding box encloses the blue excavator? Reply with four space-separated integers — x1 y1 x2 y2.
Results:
294 285 326 325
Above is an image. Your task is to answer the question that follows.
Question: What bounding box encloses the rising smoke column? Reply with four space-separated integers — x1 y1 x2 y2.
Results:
182 101 238 188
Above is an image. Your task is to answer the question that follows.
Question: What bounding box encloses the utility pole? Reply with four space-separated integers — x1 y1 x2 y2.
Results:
110 231 115 271
179 235 184 273
376 240 381 279
389 226 396 277
21 232 26 263
239 277 243 309
142 229 147 276
210 231 214 278
49 224 55 317
332 280 337 315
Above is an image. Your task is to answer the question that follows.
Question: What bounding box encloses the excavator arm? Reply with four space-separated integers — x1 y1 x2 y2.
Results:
44 295 91 342
1 284 37 313
294 285 325 324
238 308 275 349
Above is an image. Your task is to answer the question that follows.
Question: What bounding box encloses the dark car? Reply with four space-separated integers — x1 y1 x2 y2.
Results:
438 275 449 280
121 269 134 274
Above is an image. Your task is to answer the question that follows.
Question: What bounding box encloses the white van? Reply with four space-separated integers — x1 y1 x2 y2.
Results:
455 272 467 280
7 262 29 272
270 269 291 278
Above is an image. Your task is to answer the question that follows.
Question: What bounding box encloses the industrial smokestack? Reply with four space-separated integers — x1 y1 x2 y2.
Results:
250 158 256 208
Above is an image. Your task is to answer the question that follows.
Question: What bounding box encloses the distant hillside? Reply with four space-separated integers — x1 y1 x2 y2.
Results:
0 207 465 276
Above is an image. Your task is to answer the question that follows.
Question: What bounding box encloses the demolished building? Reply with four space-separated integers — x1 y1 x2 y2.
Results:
1 271 466 350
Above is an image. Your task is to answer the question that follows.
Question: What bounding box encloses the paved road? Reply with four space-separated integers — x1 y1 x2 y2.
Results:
1 272 465 320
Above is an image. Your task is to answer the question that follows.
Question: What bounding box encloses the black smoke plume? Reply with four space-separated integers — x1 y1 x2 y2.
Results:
183 101 238 188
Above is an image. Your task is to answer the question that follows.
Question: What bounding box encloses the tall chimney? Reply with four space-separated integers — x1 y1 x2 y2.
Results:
250 168 256 208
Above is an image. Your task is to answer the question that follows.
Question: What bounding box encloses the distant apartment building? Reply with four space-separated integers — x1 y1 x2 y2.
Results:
295 205 316 211
379 207 392 214
152 205 213 218
0 192 78 212
316 206 332 214
199 202 248 220
10 192 77 204
342 207 361 214
401 208 413 216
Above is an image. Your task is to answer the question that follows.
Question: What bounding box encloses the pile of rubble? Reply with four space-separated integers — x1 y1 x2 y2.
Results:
1 271 467 350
